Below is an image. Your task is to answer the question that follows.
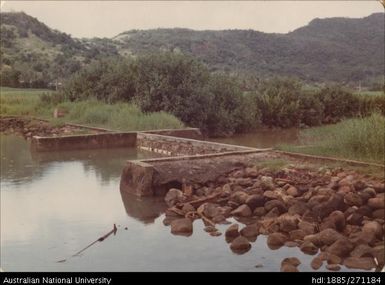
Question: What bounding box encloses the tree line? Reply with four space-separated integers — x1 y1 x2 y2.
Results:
56 53 384 137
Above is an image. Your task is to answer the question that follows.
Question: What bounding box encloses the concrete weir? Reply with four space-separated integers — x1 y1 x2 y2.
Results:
30 126 270 196
121 130 271 197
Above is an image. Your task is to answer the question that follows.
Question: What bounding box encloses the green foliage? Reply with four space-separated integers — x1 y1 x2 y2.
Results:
58 100 184 131
316 86 360 123
61 52 257 136
0 87 184 131
1 11 384 89
254 77 302 128
280 113 385 163
62 58 136 102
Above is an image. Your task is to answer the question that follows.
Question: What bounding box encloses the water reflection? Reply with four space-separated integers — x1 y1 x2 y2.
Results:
120 191 167 224
1 135 163 185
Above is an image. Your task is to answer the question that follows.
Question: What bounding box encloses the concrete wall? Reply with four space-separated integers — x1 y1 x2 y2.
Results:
137 132 254 156
120 151 272 197
31 132 137 152
142 128 203 140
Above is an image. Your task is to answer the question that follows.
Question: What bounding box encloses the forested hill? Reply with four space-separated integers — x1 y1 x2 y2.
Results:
1 11 383 87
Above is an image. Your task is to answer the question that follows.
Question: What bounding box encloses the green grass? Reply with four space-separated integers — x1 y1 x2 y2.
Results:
279 113 385 164
0 87 184 131
354 90 384 97
0 87 54 117
57 100 184 131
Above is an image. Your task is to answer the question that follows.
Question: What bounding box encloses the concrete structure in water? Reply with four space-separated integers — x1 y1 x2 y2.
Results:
31 126 270 197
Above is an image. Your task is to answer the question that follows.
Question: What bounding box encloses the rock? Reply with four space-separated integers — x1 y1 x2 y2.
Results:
290 229 307 240
313 194 345 219
372 209 385 219
356 205 372 218
367 197 384 209
280 264 299 272
298 221 316 235
308 228 344 246
363 221 383 239
225 224 240 238
326 238 354 257
181 203 195 214
245 167 259 178
204 226 217 233
231 204 252 217
170 218 193 235
230 236 251 253
288 202 309 216
240 224 259 237
222 183 232 195
343 257 376 270
363 187 377 197
326 254 342 265
344 193 363 207
212 214 227 224
219 206 233 217
354 180 367 191
371 245 385 267
285 241 299 247
198 203 221 218
209 231 222 237
260 176 275 190
235 178 253 187
328 210 346 232
338 175 354 188
263 190 279 200
281 257 301 267
232 170 244 178
230 191 249 204
165 188 184 207
286 186 299 197
326 264 341 271
254 263 263 268
245 194 265 210
346 212 364 226
265 199 287 214
373 183 385 193
300 240 318 255
350 244 373 257
278 214 299 233
253 207 266 216
267 232 288 249
311 257 323 270
265 207 280 218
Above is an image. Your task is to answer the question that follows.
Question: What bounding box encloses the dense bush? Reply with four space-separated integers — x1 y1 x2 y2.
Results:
60 53 385 135
60 52 257 136
253 77 302 128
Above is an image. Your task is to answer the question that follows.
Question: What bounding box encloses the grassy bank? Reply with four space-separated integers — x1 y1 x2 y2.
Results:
279 113 385 164
0 87 184 131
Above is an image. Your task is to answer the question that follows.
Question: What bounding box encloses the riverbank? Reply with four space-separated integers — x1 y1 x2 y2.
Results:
279 114 385 165
162 158 385 271
0 116 102 138
0 87 184 132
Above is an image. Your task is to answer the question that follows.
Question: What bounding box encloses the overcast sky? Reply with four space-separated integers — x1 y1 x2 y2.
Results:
1 1 383 38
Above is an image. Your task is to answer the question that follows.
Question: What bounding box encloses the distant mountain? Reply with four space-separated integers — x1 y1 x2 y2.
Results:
1 11 383 88
0 12 118 87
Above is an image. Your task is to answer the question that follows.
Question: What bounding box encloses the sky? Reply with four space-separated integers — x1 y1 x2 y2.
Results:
0 1 384 38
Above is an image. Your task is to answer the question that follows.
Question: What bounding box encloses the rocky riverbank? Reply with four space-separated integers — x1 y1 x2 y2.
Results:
162 163 384 271
0 116 98 138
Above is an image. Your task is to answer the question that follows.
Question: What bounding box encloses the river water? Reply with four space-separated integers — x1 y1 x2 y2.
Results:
0 134 359 272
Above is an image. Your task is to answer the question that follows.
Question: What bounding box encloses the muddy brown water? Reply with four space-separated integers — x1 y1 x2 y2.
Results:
0 134 364 271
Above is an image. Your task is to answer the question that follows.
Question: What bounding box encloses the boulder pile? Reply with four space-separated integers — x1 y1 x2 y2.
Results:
162 164 384 271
